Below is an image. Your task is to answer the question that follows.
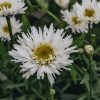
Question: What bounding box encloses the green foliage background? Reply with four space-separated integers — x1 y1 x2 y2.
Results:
0 0 100 100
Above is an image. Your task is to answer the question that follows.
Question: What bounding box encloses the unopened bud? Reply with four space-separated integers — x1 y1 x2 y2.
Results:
84 45 94 55
91 34 96 38
78 48 84 53
55 0 70 8
50 88 56 95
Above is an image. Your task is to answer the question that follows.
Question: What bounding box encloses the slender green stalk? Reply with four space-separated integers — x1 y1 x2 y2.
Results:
45 80 55 100
26 0 38 8
6 16 13 44
89 55 92 100
47 11 64 27
88 23 92 100
46 80 50 100
88 23 92 44
51 93 54 100
50 86 54 100
32 88 45 100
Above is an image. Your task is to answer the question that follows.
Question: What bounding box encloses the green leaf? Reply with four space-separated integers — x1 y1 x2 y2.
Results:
93 79 100 95
17 96 26 100
32 88 45 100
0 42 7 55
0 71 8 81
62 94 78 100
80 72 89 84
71 0 77 5
74 34 85 47
26 0 38 8
80 72 90 92
70 65 78 84
36 0 48 12
21 15 30 32
78 95 87 100
0 97 12 100
5 83 25 89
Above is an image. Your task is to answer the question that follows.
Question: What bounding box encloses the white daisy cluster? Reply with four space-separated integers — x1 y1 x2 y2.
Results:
9 24 77 85
61 0 100 33
0 0 27 40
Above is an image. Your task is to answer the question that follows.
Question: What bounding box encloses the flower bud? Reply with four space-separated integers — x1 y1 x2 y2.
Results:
50 88 56 95
84 45 94 55
78 48 84 53
55 0 70 8
91 34 96 38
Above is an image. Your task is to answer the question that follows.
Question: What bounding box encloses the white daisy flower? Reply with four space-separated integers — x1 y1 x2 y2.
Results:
0 16 22 41
55 0 70 8
61 9 88 33
0 0 27 16
9 24 77 85
74 0 100 24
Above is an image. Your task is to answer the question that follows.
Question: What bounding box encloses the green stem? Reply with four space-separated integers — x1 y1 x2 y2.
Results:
46 80 50 100
32 88 45 100
88 23 91 44
47 11 64 27
46 80 55 100
6 16 13 45
88 23 92 100
50 86 54 100
26 0 38 8
89 55 92 100
51 93 54 100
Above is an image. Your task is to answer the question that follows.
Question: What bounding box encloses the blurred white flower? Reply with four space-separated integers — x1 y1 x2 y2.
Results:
0 16 22 41
55 0 70 8
0 0 27 16
9 24 77 85
74 0 100 24
61 9 88 33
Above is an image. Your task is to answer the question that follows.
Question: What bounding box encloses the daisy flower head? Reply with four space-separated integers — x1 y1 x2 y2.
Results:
0 16 22 41
9 24 77 85
0 0 27 16
74 0 100 24
61 9 88 33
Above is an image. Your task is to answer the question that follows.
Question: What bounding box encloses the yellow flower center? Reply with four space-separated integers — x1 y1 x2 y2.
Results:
2 25 9 35
0 2 12 11
84 9 95 17
72 16 81 25
32 43 55 65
